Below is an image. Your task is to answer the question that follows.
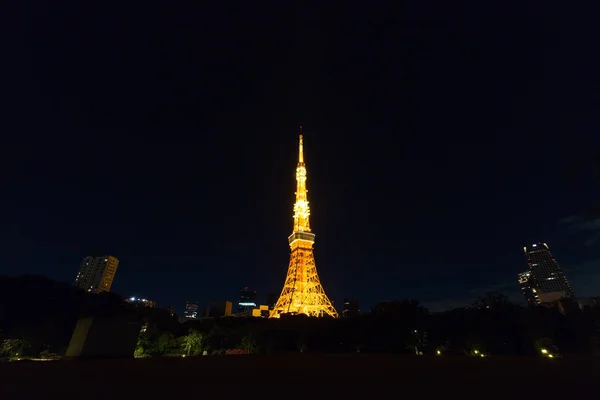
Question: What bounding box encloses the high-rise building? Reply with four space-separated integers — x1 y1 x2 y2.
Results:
270 129 338 318
238 287 257 313
342 298 360 318
74 256 119 293
519 243 574 305
184 301 199 319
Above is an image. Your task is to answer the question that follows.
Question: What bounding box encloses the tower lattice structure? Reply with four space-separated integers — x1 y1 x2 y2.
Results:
270 129 339 318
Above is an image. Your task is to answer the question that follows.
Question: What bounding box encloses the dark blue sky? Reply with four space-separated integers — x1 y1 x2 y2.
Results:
4 2 600 313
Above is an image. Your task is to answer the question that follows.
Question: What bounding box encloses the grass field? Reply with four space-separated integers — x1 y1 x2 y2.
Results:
1 354 598 399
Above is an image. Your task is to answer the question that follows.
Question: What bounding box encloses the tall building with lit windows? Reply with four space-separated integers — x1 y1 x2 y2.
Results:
519 243 573 305
74 256 119 293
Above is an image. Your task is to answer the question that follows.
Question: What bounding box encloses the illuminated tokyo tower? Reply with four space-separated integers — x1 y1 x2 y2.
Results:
270 128 339 318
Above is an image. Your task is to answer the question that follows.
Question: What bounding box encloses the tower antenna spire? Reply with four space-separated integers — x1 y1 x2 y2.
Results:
298 125 304 164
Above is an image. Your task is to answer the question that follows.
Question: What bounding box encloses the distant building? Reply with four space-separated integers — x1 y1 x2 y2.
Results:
518 243 574 305
126 296 156 308
184 301 199 319
238 287 257 314
208 301 233 318
342 298 360 318
74 256 119 293
251 305 270 318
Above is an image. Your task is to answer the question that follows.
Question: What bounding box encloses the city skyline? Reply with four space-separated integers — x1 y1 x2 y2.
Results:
65 239 588 314
58 145 600 313
3 3 600 313
8 125 600 312
7 137 600 314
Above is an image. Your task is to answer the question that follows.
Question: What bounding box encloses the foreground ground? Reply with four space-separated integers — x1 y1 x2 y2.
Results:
1 354 599 399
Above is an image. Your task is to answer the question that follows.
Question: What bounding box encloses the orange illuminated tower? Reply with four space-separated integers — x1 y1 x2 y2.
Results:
270 128 339 318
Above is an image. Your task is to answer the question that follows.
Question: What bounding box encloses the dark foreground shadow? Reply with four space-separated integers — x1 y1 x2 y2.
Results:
1 354 599 399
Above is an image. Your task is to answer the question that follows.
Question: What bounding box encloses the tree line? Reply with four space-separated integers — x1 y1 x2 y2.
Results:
2 275 600 359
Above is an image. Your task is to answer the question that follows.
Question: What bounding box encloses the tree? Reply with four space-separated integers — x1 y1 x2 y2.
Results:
2 339 29 358
181 329 204 356
134 332 152 358
205 324 227 353
153 332 177 355
239 334 257 354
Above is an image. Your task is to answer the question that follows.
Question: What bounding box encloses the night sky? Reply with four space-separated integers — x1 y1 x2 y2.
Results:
4 3 600 313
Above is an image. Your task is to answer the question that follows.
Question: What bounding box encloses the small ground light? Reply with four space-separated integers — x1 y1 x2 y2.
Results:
182 355 186 358
436 350 441 355
541 349 548 354
473 350 479 354
480 354 485 358
548 354 554 358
